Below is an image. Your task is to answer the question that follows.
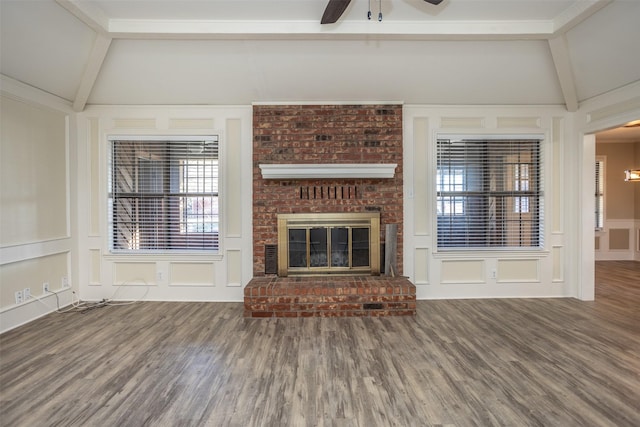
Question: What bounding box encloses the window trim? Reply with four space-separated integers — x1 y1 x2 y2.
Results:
106 134 222 255
595 156 605 231
433 133 546 254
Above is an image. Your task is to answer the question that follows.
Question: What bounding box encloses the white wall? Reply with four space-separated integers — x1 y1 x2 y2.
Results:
403 105 576 299
4 74 640 332
1 77 76 332
579 81 640 268
75 105 253 303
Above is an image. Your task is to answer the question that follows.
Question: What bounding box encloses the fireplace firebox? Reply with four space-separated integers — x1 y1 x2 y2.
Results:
277 212 380 276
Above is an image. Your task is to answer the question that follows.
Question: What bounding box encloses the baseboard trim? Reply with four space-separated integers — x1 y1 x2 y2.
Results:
0 288 73 334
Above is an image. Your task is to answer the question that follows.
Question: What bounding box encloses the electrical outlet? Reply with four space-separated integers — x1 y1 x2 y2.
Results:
23 288 31 300
43 282 50 293
15 291 24 305
61 276 69 288
156 271 163 282
491 269 497 279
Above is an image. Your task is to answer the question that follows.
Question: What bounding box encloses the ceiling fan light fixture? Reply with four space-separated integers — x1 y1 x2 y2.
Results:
623 120 640 128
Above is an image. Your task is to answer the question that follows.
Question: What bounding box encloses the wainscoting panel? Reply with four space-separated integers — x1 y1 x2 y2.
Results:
226 250 242 287
413 248 429 285
111 118 156 129
89 249 101 285
552 246 564 282
609 228 630 250
440 260 485 284
497 259 539 283
413 117 429 235
440 117 484 128
112 262 156 286
496 116 541 128
169 262 215 287
168 118 215 129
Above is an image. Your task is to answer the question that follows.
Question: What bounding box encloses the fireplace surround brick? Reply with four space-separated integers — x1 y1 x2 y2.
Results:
248 104 411 317
244 276 416 318
253 104 404 276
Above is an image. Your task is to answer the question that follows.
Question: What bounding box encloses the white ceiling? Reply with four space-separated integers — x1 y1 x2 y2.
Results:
1 0 639 118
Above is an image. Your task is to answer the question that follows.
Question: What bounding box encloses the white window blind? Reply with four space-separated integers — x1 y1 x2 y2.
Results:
436 137 543 249
108 137 219 252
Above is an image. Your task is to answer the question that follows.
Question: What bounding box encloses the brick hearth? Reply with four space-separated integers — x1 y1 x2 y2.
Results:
244 276 416 318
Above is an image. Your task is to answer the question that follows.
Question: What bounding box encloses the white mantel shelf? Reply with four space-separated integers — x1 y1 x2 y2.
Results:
259 163 397 179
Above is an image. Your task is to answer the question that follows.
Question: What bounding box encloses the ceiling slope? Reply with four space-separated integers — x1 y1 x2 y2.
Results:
1 0 638 111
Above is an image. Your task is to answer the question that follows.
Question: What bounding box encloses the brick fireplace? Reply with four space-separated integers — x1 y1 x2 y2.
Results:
245 104 415 317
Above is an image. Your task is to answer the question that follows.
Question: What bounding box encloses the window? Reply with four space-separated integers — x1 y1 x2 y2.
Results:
595 157 605 230
108 137 219 252
437 168 465 215
436 137 543 249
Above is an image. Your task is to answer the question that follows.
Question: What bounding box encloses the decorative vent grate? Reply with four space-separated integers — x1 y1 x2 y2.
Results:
299 186 358 200
265 244 278 275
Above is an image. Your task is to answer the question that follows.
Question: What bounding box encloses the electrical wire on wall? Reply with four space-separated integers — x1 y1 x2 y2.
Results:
29 279 150 314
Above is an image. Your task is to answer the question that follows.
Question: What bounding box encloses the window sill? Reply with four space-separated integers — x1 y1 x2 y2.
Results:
105 252 223 262
433 249 549 259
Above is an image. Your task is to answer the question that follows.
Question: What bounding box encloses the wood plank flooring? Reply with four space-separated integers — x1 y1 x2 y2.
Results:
1 261 639 426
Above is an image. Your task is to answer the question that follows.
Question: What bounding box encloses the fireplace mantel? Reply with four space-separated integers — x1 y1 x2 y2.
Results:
259 163 397 179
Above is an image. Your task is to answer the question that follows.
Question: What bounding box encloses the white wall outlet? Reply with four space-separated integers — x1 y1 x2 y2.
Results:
43 282 50 293
491 269 497 279
15 290 24 305
23 288 31 300
156 271 163 282
61 276 69 288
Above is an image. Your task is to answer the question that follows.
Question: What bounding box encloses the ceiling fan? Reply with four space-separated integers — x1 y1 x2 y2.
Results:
321 0 444 24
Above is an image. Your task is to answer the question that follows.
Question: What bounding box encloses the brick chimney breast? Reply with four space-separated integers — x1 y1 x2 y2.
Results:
252 104 403 276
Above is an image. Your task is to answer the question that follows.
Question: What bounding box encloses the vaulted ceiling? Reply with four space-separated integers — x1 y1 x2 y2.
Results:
1 0 639 114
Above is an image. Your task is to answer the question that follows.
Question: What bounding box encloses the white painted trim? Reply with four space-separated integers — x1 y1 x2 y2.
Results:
0 288 74 334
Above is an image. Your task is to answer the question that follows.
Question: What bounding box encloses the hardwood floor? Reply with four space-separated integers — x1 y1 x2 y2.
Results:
1 262 639 426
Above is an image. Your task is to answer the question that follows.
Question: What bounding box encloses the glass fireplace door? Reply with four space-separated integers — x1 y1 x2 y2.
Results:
286 226 371 274
277 213 380 276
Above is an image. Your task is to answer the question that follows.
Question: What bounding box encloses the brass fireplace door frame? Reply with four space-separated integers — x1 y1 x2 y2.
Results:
277 212 380 277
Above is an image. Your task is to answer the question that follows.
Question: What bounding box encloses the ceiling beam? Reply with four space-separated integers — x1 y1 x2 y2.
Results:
72 34 112 112
104 19 556 40
548 35 579 112
55 0 110 35
553 0 614 35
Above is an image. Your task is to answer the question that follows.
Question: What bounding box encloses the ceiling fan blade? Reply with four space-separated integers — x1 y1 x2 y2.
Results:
424 0 444 5
321 0 352 24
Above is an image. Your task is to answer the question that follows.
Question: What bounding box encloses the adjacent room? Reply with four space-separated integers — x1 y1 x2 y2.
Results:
1 0 639 425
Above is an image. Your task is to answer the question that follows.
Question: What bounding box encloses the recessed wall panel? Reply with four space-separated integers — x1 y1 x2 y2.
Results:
226 118 242 237
1 95 68 245
441 260 485 284
609 228 630 250
226 249 242 287
552 246 563 282
169 118 215 129
440 117 484 128
497 259 539 282
112 118 156 129
89 249 101 285
413 117 429 235
170 262 215 287
552 117 564 233
113 262 156 286
414 248 429 284
496 117 540 128
0 252 68 305
89 117 100 236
